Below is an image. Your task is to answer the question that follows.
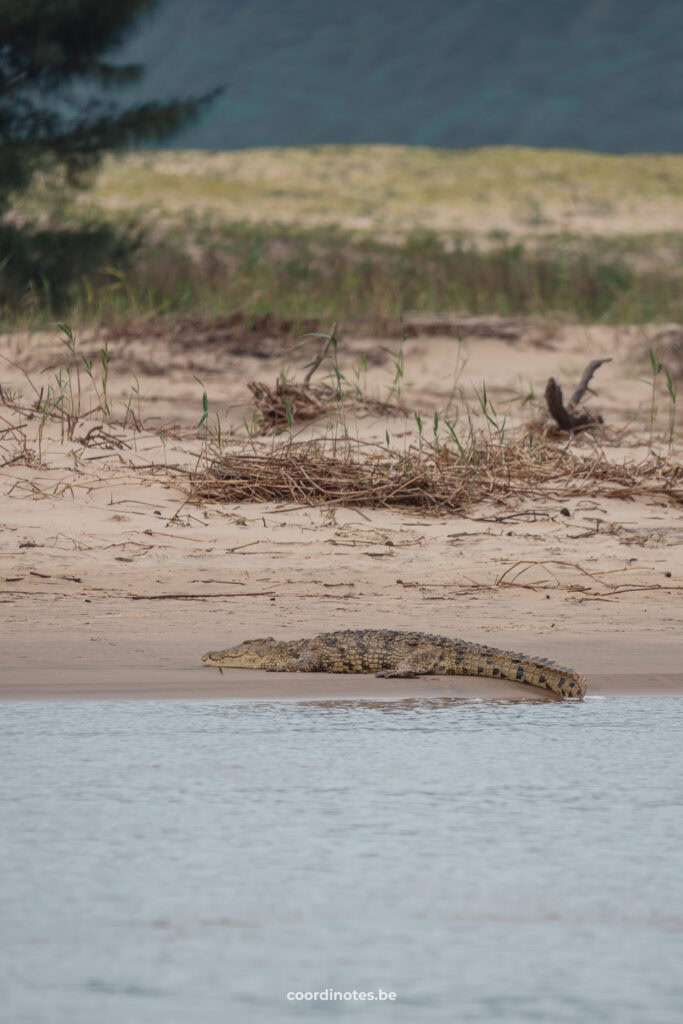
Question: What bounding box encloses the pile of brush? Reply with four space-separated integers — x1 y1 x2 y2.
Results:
191 437 682 512
248 377 401 433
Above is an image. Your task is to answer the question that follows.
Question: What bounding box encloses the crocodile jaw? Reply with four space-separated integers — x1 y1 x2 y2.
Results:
202 648 267 668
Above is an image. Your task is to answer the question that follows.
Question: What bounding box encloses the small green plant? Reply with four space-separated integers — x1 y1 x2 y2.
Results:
283 397 294 434
193 374 212 464
42 322 118 436
298 323 346 398
158 428 167 467
414 409 423 447
443 332 468 417
506 382 537 410
99 340 112 419
381 334 406 402
474 380 506 444
648 347 662 446
41 323 80 440
349 352 368 400
638 346 663 447
193 374 209 428
123 375 142 432
444 415 477 463
664 366 677 448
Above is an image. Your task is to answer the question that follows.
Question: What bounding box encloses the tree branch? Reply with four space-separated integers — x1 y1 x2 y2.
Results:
568 357 612 408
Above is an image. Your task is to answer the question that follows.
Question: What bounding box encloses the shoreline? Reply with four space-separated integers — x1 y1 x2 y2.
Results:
2 669 682 701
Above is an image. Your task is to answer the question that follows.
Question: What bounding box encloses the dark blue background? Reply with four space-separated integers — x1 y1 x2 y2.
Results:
118 0 682 152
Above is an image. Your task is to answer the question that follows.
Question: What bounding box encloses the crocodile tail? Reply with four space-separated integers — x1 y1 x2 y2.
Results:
466 647 587 699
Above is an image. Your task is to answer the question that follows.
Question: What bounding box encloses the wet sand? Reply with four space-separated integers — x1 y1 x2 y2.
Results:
2 669 683 701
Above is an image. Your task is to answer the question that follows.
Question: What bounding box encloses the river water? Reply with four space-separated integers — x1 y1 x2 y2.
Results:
2 696 682 1023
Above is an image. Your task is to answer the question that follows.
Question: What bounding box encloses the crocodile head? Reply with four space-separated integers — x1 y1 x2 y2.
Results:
202 636 283 669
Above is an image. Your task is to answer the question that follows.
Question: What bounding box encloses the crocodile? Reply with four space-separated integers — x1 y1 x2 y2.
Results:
201 629 587 699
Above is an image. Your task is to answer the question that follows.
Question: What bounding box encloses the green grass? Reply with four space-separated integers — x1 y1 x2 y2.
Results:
2 216 683 326
6 144 683 326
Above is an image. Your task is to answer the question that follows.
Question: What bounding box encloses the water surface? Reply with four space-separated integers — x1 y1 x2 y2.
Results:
2 697 682 1023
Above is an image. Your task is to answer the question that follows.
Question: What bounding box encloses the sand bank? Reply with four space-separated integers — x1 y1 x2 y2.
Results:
1 319 681 700
2 669 682 701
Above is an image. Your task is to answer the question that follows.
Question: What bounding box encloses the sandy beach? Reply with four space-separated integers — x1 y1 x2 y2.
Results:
2 315 682 701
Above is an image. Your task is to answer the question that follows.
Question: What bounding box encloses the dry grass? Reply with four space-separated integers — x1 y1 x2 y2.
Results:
248 377 402 433
190 437 683 514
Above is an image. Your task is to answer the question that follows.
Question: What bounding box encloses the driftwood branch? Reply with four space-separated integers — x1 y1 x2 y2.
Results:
568 358 612 407
545 357 611 432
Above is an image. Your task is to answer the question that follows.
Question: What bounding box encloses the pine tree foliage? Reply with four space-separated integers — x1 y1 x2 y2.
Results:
0 0 220 212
